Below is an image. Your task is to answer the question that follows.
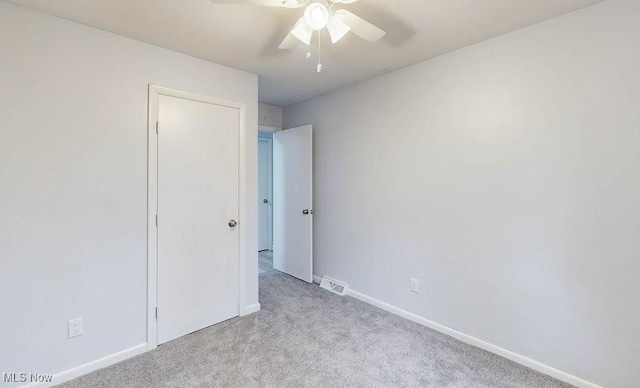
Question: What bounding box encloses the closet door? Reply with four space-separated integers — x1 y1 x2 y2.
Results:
156 94 240 345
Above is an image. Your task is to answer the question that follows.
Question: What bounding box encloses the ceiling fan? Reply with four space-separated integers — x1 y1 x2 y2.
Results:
210 0 386 72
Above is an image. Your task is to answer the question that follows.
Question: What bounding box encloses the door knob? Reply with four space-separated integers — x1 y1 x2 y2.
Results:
302 209 313 215
263 199 269 203
228 219 238 228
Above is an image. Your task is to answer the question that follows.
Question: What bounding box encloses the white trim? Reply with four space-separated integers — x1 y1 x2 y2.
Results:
237 92 248 325
342 287 602 388
258 124 281 133
147 85 247 350
147 85 159 350
242 303 261 316
308 127 313 284
21 344 147 388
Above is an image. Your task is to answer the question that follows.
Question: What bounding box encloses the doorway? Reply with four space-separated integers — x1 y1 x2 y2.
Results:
257 126 314 283
258 131 274 275
258 132 273 252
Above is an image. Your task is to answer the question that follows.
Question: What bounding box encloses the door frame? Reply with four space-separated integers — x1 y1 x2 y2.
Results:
258 132 273 251
147 85 247 350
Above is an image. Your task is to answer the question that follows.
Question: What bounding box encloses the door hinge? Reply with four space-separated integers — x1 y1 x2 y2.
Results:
155 307 158 320
156 121 159 134
155 214 158 227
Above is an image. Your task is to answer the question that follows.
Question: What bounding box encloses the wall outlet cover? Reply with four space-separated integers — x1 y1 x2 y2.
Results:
410 278 419 293
68 318 83 338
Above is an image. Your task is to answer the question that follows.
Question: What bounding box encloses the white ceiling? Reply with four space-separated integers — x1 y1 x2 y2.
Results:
7 0 603 106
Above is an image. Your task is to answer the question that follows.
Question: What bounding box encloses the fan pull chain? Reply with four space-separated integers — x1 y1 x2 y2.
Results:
317 31 322 73
306 31 312 59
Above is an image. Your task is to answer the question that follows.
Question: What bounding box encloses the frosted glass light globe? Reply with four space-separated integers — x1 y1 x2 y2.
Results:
304 3 329 31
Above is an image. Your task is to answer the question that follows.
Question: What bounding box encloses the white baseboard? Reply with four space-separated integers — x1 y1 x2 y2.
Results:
21 303 260 387
20 285 599 388
242 303 261 315
335 285 601 388
22 343 147 388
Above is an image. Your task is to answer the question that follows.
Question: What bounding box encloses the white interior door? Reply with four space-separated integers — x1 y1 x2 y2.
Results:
258 137 272 251
157 94 239 345
273 125 313 283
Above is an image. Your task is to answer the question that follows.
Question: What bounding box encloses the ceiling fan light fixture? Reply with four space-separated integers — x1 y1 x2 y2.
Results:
326 15 350 43
281 0 304 8
291 17 313 45
304 3 330 30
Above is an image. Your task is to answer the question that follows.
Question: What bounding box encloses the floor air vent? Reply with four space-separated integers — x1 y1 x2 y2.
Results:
319 276 348 296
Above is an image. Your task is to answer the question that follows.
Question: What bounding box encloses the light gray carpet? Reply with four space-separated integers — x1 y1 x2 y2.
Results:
59 251 571 387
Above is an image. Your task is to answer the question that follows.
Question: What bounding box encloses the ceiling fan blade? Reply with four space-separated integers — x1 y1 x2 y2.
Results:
334 9 386 43
209 0 305 8
279 33 300 49
326 15 351 44
290 18 313 46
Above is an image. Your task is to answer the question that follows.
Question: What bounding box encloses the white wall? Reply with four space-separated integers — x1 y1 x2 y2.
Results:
258 103 283 130
284 0 640 386
0 1 258 382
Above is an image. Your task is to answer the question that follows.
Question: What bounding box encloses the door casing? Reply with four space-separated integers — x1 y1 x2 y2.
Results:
147 85 247 350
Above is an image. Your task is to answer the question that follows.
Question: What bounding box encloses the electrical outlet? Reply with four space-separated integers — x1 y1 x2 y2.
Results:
410 278 419 293
68 318 83 338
